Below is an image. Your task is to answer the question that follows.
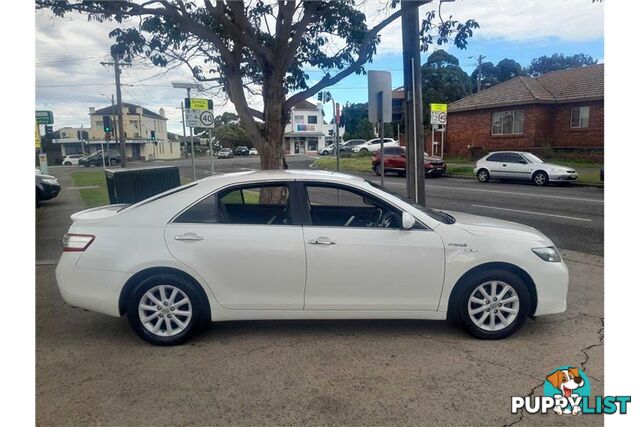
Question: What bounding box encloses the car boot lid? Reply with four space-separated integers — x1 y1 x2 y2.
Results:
70 204 129 223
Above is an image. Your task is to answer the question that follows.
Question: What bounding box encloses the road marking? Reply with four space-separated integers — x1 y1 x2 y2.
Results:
66 185 101 190
471 204 592 222
425 184 603 204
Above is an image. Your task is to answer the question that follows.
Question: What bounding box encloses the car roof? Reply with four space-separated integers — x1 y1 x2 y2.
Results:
487 151 527 155
198 169 366 186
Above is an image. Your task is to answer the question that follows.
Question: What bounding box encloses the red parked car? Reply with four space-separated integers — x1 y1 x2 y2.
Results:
372 146 447 177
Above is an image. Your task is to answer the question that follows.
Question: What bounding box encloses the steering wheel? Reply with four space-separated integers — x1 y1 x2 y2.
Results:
378 211 394 228
367 208 383 227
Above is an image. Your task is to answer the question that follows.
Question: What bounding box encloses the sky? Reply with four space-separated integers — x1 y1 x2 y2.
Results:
35 0 604 135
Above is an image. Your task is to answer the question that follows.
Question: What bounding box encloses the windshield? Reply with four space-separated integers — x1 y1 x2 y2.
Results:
522 152 545 163
366 181 456 224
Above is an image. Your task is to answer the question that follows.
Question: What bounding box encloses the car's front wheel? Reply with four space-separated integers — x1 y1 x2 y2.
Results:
455 269 530 340
64 161 72 166
110 159 118 166
127 273 209 346
360 148 368 153
533 171 548 186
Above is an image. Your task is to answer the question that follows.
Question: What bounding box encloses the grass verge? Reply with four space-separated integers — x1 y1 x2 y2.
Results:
313 156 373 173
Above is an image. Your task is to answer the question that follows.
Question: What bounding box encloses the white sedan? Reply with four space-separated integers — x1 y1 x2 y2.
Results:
474 151 578 186
62 154 84 166
352 138 398 153
56 170 568 345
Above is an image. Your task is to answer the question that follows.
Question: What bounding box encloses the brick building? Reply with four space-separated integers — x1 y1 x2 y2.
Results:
445 64 604 157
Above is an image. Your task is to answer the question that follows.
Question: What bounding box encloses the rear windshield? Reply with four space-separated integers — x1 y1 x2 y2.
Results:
118 182 198 212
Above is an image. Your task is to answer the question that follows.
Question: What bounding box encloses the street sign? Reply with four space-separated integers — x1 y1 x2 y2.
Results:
35 121 41 149
368 71 392 123
185 98 213 110
36 110 54 125
430 103 447 125
185 108 215 128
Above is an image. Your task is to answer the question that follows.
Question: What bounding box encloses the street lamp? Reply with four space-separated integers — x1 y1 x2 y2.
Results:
172 81 204 180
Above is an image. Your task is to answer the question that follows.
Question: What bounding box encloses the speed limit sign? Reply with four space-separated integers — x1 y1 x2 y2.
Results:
200 110 214 127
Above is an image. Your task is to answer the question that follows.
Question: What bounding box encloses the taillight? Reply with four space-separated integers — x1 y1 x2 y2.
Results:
63 233 95 252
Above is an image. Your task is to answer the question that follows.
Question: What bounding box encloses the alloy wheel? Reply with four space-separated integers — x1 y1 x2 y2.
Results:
534 172 547 185
138 285 192 337
467 281 520 331
478 170 488 182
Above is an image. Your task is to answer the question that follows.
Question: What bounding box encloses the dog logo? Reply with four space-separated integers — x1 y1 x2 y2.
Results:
544 366 590 415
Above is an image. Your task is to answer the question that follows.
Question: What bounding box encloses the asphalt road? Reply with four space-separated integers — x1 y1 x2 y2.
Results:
104 154 604 256
37 161 604 426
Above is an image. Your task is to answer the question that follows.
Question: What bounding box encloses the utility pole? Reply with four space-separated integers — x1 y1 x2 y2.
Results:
401 0 425 206
469 54 486 93
101 55 131 167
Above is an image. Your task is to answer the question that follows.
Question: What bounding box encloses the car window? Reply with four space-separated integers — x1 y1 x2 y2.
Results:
305 184 401 228
219 184 290 225
174 193 218 223
502 153 525 163
486 153 503 162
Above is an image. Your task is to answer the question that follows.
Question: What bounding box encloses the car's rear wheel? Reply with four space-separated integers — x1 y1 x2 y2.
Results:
64 161 72 166
455 269 530 340
477 169 490 183
127 273 209 346
360 148 368 153
533 171 548 186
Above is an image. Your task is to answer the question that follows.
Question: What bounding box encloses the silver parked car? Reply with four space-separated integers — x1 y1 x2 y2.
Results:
474 151 578 186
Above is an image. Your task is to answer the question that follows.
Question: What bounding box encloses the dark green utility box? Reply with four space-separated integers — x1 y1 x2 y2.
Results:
105 166 181 204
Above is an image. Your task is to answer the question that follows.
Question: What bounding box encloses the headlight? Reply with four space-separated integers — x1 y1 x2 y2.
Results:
42 178 59 185
532 246 562 262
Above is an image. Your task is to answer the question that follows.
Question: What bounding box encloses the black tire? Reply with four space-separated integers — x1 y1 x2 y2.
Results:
477 168 490 183
127 273 210 346
64 161 72 166
373 163 382 176
110 159 118 166
360 148 368 153
532 170 548 186
453 269 531 340
36 190 41 208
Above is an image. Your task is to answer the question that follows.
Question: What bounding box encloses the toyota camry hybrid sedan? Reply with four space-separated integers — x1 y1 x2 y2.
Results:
56 170 568 345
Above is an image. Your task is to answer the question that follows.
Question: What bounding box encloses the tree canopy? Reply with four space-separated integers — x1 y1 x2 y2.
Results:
527 53 598 77
37 0 478 169
421 49 472 120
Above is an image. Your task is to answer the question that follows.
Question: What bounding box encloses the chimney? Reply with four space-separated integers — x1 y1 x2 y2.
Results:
159 108 165 117
89 107 95 114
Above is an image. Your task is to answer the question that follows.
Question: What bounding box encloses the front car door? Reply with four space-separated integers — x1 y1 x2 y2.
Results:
165 181 306 310
299 182 445 311
500 152 531 180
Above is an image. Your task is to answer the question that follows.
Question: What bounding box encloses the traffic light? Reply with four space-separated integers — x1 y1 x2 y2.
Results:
150 130 156 140
317 92 323 101
102 115 112 133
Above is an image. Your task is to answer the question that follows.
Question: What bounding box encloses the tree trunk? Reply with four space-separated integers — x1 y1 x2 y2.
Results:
258 75 287 170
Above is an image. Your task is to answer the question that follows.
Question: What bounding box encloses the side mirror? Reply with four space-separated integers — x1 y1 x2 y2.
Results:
402 211 416 230
519 160 527 164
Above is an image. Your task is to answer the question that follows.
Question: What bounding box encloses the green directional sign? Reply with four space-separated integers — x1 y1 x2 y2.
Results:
36 110 54 125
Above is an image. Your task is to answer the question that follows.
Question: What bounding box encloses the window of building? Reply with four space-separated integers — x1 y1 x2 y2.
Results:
491 110 524 135
307 115 318 124
570 106 589 128
294 115 304 124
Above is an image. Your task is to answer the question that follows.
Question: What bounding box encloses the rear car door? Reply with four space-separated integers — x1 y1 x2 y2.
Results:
300 182 445 310
165 181 306 310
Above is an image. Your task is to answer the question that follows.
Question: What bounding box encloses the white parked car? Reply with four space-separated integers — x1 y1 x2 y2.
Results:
352 138 398 153
474 151 578 186
56 170 568 345
249 148 258 156
62 153 84 166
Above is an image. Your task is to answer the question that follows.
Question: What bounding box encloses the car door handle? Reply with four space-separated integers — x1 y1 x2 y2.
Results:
502 164 507 167
175 233 204 241
308 237 336 245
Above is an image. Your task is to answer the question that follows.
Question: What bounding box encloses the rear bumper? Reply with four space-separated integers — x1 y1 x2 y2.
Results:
426 166 447 176
55 252 131 317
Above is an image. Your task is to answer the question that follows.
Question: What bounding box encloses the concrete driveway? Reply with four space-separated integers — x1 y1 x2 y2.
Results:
36 167 603 426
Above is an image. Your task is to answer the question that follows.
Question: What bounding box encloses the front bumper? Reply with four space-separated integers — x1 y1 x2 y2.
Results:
548 171 579 182
531 259 569 316
39 182 61 200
